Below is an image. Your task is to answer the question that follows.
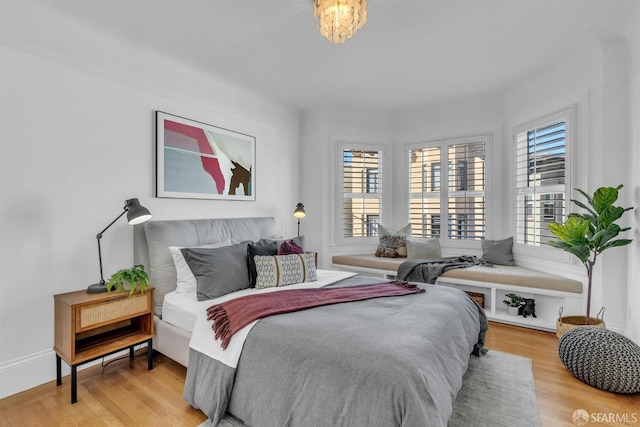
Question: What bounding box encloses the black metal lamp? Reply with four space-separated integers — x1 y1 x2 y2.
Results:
293 202 306 237
87 198 152 294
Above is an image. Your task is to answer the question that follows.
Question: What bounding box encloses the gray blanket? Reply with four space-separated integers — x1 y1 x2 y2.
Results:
397 256 486 284
184 275 488 427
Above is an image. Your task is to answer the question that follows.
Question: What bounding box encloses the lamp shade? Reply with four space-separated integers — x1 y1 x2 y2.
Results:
293 203 306 219
126 198 152 225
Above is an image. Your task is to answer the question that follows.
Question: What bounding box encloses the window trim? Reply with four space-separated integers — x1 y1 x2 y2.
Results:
334 141 387 246
406 133 490 248
512 105 575 262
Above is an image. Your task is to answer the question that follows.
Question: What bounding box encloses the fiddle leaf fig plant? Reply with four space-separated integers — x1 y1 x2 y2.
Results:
106 264 149 297
548 185 633 324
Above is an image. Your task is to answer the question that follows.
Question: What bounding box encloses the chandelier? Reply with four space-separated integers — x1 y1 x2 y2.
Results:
313 0 367 44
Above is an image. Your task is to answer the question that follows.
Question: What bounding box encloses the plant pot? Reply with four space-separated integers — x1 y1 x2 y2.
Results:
556 315 606 339
507 306 520 316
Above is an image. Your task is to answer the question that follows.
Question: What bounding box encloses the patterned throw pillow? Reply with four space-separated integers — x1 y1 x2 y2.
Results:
375 224 412 258
247 239 279 288
254 253 318 289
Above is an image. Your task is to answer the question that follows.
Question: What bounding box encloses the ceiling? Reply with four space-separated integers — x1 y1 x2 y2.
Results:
35 0 631 112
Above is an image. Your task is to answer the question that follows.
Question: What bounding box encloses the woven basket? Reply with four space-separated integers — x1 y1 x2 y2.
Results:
556 307 605 339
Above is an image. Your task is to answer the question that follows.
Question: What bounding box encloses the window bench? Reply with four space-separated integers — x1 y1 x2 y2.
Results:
332 254 584 331
332 254 406 278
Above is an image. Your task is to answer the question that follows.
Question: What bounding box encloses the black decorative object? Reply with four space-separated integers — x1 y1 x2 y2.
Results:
518 298 537 318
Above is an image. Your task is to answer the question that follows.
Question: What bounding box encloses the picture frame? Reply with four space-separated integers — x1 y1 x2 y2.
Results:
156 111 256 200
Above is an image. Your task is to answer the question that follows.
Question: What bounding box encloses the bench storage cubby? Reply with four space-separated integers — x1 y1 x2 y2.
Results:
332 254 584 331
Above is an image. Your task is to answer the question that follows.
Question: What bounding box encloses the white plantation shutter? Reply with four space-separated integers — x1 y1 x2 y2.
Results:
447 141 485 239
341 145 383 238
408 146 442 237
515 109 570 246
408 136 486 240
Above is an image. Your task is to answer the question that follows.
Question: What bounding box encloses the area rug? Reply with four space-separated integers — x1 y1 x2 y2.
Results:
200 350 541 427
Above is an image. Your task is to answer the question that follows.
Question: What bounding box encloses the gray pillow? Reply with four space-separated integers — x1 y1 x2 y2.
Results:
181 241 251 301
481 237 516 265
406 238 442 259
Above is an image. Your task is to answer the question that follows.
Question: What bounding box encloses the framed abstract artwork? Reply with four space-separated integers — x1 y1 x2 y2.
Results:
156 111 255 200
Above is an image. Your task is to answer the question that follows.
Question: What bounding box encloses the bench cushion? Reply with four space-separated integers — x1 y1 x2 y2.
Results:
332 254 582 294
439 265 582 294
332 254 406 272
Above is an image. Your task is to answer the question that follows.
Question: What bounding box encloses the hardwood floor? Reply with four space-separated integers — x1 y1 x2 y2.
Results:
1 322 638 426
485 323 639 427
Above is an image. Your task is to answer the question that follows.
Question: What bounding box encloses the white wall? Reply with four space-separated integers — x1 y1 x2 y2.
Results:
2 0 639 402
391 91 504 248
300 108 394 267
303 22 638 338
625 0 640 344
500 39 604 314
629 71 640 344
0 4 300 399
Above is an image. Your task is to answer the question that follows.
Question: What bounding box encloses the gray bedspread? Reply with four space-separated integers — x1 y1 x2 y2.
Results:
397 256 486 284
184 274 488 427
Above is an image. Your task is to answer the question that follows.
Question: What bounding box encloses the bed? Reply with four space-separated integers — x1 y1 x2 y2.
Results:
133 217 488 427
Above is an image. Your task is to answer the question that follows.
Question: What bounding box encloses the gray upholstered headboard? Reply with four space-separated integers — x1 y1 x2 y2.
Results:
133 217 279 317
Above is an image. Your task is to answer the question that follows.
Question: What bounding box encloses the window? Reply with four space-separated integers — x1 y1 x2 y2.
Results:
366 168 379 193
515 108 571 246
431 215 441 237
431 163 441 191
366 214 380 236
408 136 487 240
451 160 468 191
340 144 384 238
451 214 469 238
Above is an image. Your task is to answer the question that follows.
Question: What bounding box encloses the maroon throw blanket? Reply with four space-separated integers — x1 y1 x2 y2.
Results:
206 281 424 349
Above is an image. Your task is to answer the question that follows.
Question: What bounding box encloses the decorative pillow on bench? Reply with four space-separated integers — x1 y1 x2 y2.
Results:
481 237 515 265
406 238 441 259
375 224 411 258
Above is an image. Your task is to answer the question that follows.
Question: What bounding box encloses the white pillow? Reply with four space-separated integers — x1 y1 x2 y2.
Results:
378 223 412 237
169 240 232 293
406 238 442 259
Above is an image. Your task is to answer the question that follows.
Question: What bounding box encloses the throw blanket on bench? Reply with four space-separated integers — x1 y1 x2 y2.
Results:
207 281 424 349
397 256 486 284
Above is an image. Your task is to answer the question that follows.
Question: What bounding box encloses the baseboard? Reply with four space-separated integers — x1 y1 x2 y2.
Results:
0 344 148 400
624 328 640 346
0 349 54 400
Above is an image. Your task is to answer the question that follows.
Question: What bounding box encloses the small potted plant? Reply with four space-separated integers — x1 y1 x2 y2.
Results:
503 293 524 316
106 265 149 297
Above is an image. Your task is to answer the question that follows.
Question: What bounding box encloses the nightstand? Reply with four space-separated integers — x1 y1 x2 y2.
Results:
53 287 155 403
